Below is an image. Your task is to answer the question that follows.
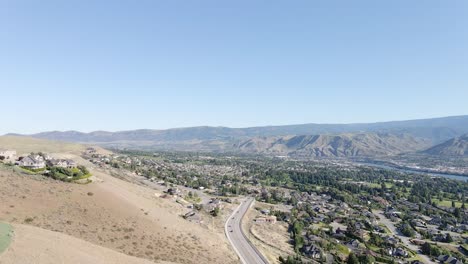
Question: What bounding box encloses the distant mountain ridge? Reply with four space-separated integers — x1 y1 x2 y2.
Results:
9 115 468 142
234 133 431 157
423 134 468 156
6 115 468 156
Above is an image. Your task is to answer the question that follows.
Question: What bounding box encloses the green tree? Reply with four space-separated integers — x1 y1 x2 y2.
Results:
347 253 359 264
358 254 375 264
454 207 461 218
445 233 453 243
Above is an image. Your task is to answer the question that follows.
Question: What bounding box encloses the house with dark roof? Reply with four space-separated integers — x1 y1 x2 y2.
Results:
17 155 45 169
47 159 77 168
303 245 321 259
438 255 463 264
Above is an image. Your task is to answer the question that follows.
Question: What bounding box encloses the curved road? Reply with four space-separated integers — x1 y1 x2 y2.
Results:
225 197 269 264
374 210 435 264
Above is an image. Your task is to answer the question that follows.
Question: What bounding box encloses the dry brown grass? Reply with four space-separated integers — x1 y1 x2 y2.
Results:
0 167 237 264
242 204 294 264
0 135 110 155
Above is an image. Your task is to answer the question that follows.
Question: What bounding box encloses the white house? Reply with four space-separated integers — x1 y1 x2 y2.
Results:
17 155 46 169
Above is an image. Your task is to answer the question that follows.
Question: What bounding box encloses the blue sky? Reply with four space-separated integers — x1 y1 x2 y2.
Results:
1 0 467 134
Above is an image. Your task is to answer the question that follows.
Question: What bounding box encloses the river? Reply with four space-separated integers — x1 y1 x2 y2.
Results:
357 162 468 182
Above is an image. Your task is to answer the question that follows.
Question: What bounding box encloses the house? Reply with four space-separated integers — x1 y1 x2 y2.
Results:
47 159 77 168
167 188 180 196
388 247 408 258
345 239 362 250
438 255 463 264
0 149 16 160
254 215 277 224
303 245 321 259
412 219 427 228
384 236 399 246
209 198 223 208
260 209 270 215
205 199 223 212
17 155 46 169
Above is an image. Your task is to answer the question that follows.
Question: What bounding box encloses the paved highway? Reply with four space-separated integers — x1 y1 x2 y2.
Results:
225 197 269 264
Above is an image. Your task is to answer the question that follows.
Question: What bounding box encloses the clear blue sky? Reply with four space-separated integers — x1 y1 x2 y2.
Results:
1 0 467 134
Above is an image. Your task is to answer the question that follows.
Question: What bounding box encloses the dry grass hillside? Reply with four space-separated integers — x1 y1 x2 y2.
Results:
0 136 110 155
0 224 172 264
0 137 238 264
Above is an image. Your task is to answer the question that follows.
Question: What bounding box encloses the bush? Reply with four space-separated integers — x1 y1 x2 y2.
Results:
46 165 91 181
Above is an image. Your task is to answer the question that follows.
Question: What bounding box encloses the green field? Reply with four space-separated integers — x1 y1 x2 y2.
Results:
0 222 13 254
435 199 463 208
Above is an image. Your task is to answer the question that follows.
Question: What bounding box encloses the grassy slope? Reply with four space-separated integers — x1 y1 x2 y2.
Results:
0 137 237 264
0 136 110 155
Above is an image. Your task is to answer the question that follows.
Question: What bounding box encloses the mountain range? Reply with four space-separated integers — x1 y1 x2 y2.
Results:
6 115 468 158
235 133 431 157
423 134 468 156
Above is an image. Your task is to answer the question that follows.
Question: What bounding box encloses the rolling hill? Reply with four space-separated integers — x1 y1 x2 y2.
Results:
234 133 431 157
423 134 468 156
0 136 238 264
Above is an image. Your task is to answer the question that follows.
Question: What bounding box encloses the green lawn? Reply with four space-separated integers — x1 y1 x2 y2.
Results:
435 199 463 208
379 224 391 234
336 244 350 255
0 222 13 254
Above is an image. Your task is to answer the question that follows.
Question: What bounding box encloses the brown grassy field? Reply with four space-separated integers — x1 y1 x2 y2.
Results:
242 203 294 264
0 223 172 264
0 137 238 264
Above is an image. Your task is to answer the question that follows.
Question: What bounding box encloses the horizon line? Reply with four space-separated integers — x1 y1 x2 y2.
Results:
3 114 467 136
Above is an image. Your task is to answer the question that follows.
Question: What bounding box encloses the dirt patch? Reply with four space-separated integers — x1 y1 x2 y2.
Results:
242 203 294 264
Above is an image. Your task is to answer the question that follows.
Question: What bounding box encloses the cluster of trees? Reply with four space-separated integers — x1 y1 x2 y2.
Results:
347 253 375 264
47 165 90 181
399 222 416 237
421 242 443 257
291 221 305 253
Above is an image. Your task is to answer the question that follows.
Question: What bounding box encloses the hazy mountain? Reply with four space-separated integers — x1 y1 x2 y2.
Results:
6 115 468 154
234 133 431 157
423 134 468 156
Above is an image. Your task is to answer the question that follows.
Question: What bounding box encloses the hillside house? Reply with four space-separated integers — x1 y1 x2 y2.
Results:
388 247 408 258
17 155 46 169
47 159 77 168
438 255 463 264
167 188 181 196
303 245 322 259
